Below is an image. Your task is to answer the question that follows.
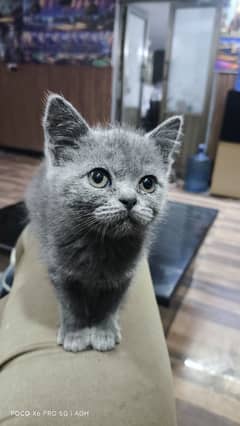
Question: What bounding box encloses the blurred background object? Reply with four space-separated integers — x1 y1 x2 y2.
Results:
184 144 212 193
0 0 239 188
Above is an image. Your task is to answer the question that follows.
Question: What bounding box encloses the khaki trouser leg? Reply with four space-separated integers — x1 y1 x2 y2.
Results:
0 226 177 426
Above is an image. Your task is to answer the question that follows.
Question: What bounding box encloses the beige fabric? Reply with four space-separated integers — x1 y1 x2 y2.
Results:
0 226 177 426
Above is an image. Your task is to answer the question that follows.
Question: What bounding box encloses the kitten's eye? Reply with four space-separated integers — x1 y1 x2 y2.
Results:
139 176 157 193
88 168 110 188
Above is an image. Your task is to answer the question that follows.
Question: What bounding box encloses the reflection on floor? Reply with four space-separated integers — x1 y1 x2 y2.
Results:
0 151 240 426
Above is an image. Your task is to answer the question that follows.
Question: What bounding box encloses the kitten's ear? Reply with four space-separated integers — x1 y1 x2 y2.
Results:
146 116 183 174
43 94 90 165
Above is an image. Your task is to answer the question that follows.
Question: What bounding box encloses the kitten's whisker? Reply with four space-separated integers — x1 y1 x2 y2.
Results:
134 210 153 220
95 206 120 212
73 218 100 236
95 209 122 217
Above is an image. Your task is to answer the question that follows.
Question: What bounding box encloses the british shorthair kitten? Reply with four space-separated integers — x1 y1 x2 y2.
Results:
26 94 183 352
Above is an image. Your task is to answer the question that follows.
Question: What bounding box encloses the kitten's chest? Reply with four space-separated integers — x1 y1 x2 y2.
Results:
75 237 141 279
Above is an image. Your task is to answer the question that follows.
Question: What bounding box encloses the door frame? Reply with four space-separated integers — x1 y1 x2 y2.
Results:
120 4 148 126
111 0 149 124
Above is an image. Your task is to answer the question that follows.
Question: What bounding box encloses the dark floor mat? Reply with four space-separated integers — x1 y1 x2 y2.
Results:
149 200 218 306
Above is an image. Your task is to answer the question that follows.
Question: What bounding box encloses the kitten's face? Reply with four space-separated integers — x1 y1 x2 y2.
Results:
43 95 183 239
58 129 168 237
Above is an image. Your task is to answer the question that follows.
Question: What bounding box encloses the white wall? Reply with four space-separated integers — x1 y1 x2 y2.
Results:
132 2 170 51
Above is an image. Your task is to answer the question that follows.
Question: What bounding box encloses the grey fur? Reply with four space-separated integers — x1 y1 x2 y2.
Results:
26 94 183 352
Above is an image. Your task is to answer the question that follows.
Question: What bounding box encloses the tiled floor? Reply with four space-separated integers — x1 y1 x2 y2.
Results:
0 151 240 425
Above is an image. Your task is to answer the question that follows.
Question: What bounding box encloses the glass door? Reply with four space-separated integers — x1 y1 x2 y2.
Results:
161 1 220 175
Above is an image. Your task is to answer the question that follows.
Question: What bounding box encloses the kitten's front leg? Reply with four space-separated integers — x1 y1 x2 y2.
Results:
55 286 92 352
91 312 121 352
53 277 122 352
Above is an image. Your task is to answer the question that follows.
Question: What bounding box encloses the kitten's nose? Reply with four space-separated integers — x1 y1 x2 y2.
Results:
119 197 137 210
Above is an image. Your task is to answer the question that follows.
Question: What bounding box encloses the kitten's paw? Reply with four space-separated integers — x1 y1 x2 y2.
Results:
114 326 122 344
112 320 122 344
91 328 116 352
57 326 64 346
63 328 91 352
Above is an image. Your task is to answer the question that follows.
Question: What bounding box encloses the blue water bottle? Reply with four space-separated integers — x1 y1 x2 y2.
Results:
184 144 212 193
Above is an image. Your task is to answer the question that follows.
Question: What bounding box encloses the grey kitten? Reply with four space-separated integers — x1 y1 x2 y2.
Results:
26 94 183 352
